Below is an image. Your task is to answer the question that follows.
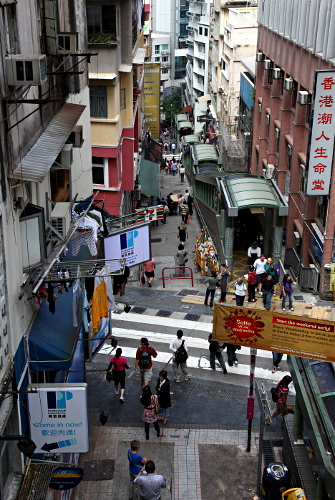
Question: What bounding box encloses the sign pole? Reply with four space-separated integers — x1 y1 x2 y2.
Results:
246 348 257 452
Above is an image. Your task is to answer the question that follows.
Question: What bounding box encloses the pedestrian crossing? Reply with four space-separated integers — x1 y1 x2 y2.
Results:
97 312 290 385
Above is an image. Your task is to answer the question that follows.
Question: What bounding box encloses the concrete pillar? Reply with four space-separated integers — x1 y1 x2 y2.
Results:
224 227 234 267
263 208 273 257
273 226 284 260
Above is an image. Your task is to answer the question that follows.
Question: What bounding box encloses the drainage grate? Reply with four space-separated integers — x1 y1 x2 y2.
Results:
177 289 199 296
184 313 200 321
156 310 172 317
305 306 313 309
131 306 147 314
151 238 162 243
83 459 115 481
262 440 275 464
293 295 304 300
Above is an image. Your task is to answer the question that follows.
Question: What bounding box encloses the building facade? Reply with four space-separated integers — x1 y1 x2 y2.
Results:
252 0 335 299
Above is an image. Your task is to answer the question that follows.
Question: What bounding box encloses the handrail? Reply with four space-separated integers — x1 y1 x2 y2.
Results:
162 266 194 288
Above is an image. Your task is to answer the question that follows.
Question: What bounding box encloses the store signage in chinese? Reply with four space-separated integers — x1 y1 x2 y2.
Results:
212 305 335 362
306 70 335 196
28 383 89 453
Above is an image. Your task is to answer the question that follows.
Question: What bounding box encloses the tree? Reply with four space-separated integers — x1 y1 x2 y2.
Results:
162 92 182 126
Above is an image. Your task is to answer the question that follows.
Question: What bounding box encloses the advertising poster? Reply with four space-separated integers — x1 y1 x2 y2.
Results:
212 305 335 362
143 63 160 140
28 383 89 453
104 223 151 267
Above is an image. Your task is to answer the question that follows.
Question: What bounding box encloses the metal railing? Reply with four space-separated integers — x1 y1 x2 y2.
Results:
162 267 194 288
284 247 319 292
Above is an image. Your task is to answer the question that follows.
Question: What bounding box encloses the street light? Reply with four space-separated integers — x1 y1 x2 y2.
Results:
0 435 36 458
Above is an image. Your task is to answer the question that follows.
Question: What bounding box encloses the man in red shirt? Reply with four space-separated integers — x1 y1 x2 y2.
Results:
143 258 156 287
135 338 158 387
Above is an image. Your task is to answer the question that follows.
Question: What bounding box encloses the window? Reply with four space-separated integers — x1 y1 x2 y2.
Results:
198 43 205 53
299 164 306 193
120 88 126 110
204 28 208 37
162 68 169 74
198 75 204 85
287 142 292 170
162 56 168 62
92 157 108 186
19 204 46 269
3 4 18 54
155 45 160 54
221 59 226 71
317 196 328 227
89 85 107 118
162 44 168 50
199 27 203 35
87 5 116 36
155 57 160 62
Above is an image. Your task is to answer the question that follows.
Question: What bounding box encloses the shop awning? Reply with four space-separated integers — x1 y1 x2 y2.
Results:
179 120 192 129
183 104 193 113
176 114 187 122
193 144 219 165
183 134 199 144
140 159 160 197
133 47 146 65
28 291 80 371
198 93 211 102
11 103 85 183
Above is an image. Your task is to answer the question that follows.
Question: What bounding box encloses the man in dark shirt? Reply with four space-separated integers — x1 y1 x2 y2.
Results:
261 273 276 310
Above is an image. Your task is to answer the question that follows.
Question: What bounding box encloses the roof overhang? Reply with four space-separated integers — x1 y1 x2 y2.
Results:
119 63 132 72
198 93 211 102
133 47 146 65
89 72 117 81
10 103 86 183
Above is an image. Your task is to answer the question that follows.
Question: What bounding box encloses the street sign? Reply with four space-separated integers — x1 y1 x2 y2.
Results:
28 383 89 453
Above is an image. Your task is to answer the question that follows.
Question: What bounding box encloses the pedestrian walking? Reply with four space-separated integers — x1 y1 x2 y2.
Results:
208 333 227 373
135 338 158 387
175 244 188 275
179 140 183 151
226 343 241 367
169 330 191 382
171 142 176 154
234 278 248 306
272 352 284 373
183 189 189 203
107 347 129 403
187 192 193 216
134 460 166 498
162 204 169 225
180 202 189 224
140 387 163 440
265 257 278 295
270 375 292 426
156 370 171 425
143 258 156 287
128 440 146 500
168 160 172 174
164 142 168 153
177 194 184 214
247 241 261 266
177 222 188 245
246 265 257 302
204 270 219 308
219 264 230 302
261 273 276 310
254 255 267 295
179 164 185 182
171 160 177 176
166 193 173 213
281 274 298 311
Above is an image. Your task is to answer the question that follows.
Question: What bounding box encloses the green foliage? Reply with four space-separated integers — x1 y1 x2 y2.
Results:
162 92 182 124
88 33 120 45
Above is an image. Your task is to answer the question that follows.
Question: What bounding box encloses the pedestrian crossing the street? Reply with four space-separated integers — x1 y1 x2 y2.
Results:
98 312 289 385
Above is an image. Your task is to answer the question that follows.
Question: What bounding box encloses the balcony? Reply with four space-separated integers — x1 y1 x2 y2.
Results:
88 38 121 77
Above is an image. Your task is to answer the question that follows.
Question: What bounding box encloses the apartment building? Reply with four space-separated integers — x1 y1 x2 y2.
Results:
88 0 146 216
151 33 171 82
0 0 93 497
251 0 335 299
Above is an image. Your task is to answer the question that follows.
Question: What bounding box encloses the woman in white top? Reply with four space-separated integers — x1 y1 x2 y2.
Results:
234 278 248 307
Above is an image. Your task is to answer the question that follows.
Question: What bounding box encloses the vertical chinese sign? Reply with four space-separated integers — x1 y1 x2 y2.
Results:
306 70 335 196
143 63 160 140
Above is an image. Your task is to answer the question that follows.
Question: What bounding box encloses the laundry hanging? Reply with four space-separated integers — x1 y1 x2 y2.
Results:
91 281 109 332
71 213 99 257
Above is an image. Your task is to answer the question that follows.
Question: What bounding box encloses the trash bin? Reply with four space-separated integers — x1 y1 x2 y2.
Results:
282 488 306 500
261 462 291 500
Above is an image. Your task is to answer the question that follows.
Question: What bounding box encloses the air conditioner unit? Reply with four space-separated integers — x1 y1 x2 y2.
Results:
56 144 74 168
244 132 251 141
5 55 47 86
287 144 293 156
258 103 262 113
133 185 141 200
273 68 283 79
50 202 71 238
275 127 280 139
297 90 310 105
262 168 267 178
68 125 83 148
265 164 275 179
263 59 272 70
284 77 293 91
300 164 306 178
256 52 265 62
265 114 270 125
58 33 78 53
293 231 301 247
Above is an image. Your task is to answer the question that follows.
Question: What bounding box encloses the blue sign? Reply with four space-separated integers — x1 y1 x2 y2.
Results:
49 467 84 491
91 318 110 358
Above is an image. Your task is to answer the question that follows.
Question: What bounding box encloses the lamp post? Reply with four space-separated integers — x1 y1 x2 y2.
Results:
170 102 172 129
0 435 36 458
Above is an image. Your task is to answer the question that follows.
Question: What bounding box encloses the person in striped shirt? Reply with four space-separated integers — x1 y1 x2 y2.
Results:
271 375 292 426
134 460 166 500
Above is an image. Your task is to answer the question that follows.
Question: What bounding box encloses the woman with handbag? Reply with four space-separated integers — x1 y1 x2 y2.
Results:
107 347 129 403
140 386 163 440
175 244 188 276
155 370 171 425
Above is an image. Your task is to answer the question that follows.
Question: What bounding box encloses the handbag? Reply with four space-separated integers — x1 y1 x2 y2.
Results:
111 335 118 348
106 370 114 383
154 395 162 414
141 274 145 285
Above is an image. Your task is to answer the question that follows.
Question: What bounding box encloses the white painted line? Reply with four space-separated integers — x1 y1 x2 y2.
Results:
111 327 281 360
112 312 213 332
99 345 287 382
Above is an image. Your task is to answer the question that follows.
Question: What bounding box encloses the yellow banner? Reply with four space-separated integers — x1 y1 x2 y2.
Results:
143 63 160 140
212 304 335 362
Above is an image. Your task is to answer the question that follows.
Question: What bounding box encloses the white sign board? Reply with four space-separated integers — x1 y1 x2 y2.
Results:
28 383 89 453
306 70 335 196
104 223 151 267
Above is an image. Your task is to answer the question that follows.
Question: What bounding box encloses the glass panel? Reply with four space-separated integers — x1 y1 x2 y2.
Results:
16 61 24 81
25 61 33 81
92 166 105 185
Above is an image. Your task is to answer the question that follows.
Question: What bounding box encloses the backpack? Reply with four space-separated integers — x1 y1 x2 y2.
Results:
140 347 151 368
175 340 188 364
271 387 279 403
247 272 257 285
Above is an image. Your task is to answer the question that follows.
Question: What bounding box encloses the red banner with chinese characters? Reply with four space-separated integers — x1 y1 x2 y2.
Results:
212 304 335 362
306 70 335 196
